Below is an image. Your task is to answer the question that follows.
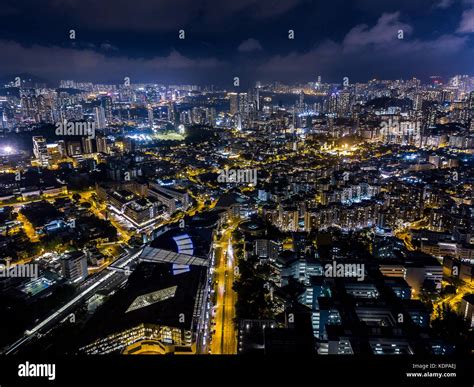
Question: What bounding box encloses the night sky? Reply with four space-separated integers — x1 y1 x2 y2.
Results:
0 0 473 86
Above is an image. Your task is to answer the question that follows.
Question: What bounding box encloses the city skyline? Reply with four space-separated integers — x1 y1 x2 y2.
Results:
4 73 474 87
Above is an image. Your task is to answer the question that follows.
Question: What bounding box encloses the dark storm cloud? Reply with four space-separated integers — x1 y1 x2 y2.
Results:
435 0 455 9
0 0 472 85
0 40 226 84
256 12 472 82
238 39 263 52
354 0 454 13
458 8 474 31
0 0 304 32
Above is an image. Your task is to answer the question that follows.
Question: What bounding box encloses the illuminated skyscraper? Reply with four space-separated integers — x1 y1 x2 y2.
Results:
229 92 239 115
101 95 113 122
168 102 176 123
96 135 110 154
328 93 338 114
239 92 249 118
94 106 106 129
255 87 260 111
338 91 352 116
32 136 50 167
61 251 88 284
148 105 154 127
81 136 95 154
236 113 242 131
